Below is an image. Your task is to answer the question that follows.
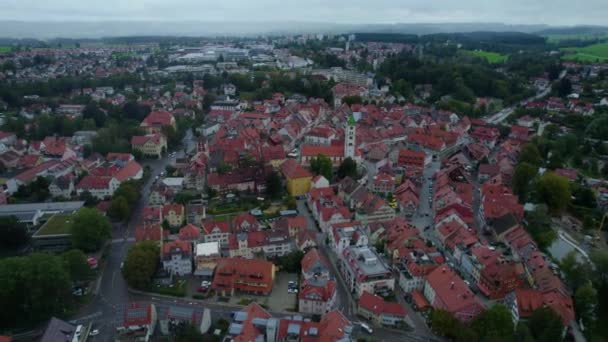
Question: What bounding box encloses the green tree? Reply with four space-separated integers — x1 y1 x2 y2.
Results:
277 250 304 273
512 162 538 200
123 241 160 290
575 282 598 331
536 172 571 213
524 205 557 250
518 143 542 166
560 251 591 291
471 304 514 341
61 249 91 282
310 154 332 180
337 157 358 179
514 323 536 342
0 215 30 250
528 307 564 342
430 309 459 337
342 95 363 105
0 253 71 328
266 171 283 200
82 103 107 127
108 196 130 221
70 208 112 252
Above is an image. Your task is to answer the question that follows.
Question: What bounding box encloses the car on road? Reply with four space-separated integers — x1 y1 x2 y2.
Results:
89 329 100 337
358 322 373 334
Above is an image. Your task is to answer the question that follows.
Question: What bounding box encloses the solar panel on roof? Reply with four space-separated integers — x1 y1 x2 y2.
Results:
234 311 248 322
228 323 243 335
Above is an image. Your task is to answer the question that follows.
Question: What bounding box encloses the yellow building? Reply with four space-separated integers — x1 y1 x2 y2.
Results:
162 204 185 227
279 159 313 197
131 133 167 159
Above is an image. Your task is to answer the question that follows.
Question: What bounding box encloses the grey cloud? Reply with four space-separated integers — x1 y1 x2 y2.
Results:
0 0 606 25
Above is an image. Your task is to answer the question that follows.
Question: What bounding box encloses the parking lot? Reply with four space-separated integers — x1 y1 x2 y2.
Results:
267 272 298 312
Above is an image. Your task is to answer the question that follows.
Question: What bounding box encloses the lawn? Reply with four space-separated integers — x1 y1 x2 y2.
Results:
34 214 74 236
462 50 509 64
0 46 11 53
561 42 608 62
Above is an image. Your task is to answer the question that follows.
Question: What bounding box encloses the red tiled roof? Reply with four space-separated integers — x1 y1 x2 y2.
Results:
299 279 336 302
122 303 154 327
202 221 230 235
425 266 484 321
135 224 167 241
162 203 184 217
77 175 113 190
359 291 407 317
301 248 328 275
115 160 142 182
301 145 344 158
280 159 312 179
211 258 274 295
179 224 200 240
141 111 174 127
162 240 192 256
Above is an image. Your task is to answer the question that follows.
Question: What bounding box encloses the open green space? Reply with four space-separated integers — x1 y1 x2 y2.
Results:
462 50 509 63
545 33 608 43
0 46 12 53
34 214 74 236
561 42 608 62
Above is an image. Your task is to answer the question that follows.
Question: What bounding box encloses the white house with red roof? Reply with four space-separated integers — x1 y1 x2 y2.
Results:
201 221 231 246
162 240 193 276
76 175 120 199
339 245 395 297
131 133 167 159
423 266 485 322
358 291 408 327
299 278 337 315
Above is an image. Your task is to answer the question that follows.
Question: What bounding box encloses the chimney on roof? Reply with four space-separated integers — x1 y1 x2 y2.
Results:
442 267 446 273
450 281 455 289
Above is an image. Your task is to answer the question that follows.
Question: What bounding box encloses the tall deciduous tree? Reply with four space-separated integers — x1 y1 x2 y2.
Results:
108 196 130 221
265 171 283 200
337 157 358 179
512 162 538 200
0 215 30 250
123 241 160 290
471 304 514 341
70 208 112 252
536 172 571 213
310 154 332 180
61 249 91 282
518 143 542 166
528 307 564 342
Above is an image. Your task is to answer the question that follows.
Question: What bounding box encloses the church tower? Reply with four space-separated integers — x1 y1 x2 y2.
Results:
345 114 356 159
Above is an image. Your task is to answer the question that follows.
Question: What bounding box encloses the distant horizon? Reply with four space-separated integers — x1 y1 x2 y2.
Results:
0 20 606 40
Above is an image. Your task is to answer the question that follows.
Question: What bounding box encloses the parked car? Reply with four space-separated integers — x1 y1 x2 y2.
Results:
89 329 100 337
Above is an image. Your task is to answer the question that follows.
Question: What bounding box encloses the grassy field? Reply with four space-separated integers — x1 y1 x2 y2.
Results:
462 50 509 64
0 46 12 53
561 42 608 62
545 33 608 43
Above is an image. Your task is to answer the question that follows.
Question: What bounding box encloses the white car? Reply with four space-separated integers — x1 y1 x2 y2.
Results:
359 322 373 334
89 329 100 337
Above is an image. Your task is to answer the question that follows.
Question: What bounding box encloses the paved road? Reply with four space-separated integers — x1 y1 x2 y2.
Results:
484 70 567 125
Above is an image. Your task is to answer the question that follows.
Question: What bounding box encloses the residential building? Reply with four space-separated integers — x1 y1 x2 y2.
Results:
423 266 484 322
225 303 353 342
358 291 408 328
280 159 313 197
162 204 185 227
162 240 193 276
40 318 77 342
299 278 337 315
211 258 276 296
193 241 221 278
116 303 157 342
301 248 331 281
201 221 231 246
131 133 167 159
140 111 176 134
339 246 395 297
75 175 120 199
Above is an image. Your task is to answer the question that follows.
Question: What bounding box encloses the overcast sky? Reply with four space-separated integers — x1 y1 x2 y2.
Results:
1 0 606 26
